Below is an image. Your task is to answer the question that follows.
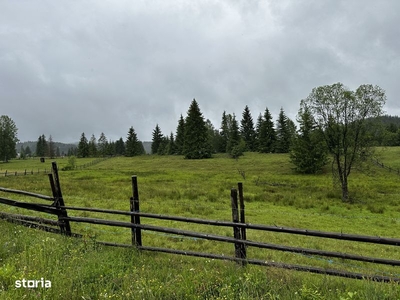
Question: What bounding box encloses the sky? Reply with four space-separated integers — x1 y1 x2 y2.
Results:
1 0 400 143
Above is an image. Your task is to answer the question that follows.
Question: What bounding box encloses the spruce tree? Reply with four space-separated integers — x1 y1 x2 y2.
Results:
275 108 294 153
98 132 108 156
226 114 241 154
219 111 229 153
48 135 55 158
175 115 185 155
240 105 256 151
151 124 163 154
36 134 48 157
88 134 98 157
126 127 140 156
115 137 126 156
258 108 276 153
183 99 212 159
77 132 89 158
290 106 328 173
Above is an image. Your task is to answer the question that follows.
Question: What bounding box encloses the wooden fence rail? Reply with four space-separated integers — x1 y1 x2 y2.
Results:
0 162 399 283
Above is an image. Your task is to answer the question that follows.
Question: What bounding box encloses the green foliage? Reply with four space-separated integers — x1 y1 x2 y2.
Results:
240 105 257 151
258 108 276 153
303 83 386 202
175 115 185 155
77 132 89 158
183 99 212 159
151 124 163 155
35 134 48 157
290 106 328 174
125 127 142 157
0 115 18 162
275 108 295 153
62 155 77 171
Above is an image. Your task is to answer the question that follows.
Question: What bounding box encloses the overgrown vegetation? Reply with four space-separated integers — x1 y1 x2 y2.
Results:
0 150 400 298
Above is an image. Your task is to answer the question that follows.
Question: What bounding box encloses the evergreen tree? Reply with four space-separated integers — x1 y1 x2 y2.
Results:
0 115 18 162
98 132 108 156
175 115 185 155
226 114 241 153
205 119 221 153
165 132 176 155
115 137 126 156
25 146 32 157
126 127 140 157
275 108 294 153
88 134 98 157
151 124 164 154
36 134 48 157
240 105 256 151
48 135 56 158
290 106 328 174
258 108 276 153
183 99 212 159
219 111 229 153
77 132 89 158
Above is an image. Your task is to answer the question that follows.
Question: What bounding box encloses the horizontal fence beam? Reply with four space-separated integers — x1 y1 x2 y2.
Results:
137 246 400 283
0 197 61 215
0 211 60 226
0 186 54 201
60 205 400 246
60 216 400 266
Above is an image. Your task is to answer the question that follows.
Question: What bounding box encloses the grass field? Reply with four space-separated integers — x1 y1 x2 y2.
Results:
0 149 400 299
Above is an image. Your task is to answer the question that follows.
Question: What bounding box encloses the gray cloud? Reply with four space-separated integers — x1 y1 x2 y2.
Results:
1 0 399 142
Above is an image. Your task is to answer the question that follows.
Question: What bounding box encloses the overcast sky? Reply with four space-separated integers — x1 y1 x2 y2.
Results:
1 0 400 143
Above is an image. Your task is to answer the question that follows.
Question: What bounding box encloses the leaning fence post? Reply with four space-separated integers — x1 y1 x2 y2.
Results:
49 162 72 236
238 182 247 263
231 188 242 264
131 176 142 247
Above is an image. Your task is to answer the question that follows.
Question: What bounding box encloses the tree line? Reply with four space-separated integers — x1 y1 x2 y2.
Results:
0 82 390 201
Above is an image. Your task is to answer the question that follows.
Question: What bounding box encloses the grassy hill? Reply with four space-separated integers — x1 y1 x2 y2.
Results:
0 150 399 299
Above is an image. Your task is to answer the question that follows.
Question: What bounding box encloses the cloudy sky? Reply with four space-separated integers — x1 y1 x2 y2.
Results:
1 0 400 143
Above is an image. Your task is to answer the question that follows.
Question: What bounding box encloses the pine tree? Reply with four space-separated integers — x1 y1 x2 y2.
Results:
151 124 163 154
219 111 229 153
165 132 176 155
290 106 328 173
258 108 276 153
98 132 108 156
183 99 212 159
36 134 48 157
275 108 294 153
115 137 126 156
88 134 98 157
48 135 55 158
175 115 185 155
240 105 256 151
226 114 241 154
78 132 89 158
126 127 140 157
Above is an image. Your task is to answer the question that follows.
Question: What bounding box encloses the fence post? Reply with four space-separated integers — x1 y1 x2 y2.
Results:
238 182 247 264
131 176 142 247
49 162 72 236
231 188 243 264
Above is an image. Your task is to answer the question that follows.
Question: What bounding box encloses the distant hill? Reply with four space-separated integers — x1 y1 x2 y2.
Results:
142 141 152 154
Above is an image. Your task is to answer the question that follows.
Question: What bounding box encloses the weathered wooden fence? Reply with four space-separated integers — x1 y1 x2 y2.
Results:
1 162 399 283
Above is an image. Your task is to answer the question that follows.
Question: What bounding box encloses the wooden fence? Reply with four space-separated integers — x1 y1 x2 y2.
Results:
0 162 399 283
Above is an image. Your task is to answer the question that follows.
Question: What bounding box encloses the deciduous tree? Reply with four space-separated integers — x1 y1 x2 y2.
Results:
0 115 18 162
303 83 386 202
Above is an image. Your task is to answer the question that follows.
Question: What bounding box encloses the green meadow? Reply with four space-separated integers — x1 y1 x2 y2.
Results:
0 149 400 299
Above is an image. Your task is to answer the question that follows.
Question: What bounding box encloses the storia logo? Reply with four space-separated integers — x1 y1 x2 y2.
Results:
15 278 51 288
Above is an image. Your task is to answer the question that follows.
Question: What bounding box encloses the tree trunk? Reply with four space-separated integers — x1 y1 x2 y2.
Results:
341 175 349 202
